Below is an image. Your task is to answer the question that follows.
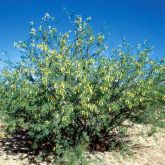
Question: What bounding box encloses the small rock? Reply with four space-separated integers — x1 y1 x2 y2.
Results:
13 155 20 160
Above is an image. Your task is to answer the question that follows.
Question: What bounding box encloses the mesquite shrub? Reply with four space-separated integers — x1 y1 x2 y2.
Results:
0 14 164 156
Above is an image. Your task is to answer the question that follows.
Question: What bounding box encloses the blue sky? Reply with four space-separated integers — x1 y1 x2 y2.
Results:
0 0 165 62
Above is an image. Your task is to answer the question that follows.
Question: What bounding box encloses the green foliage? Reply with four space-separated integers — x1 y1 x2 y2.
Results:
0 13 164 162
55 145 89 165
135 104 165 131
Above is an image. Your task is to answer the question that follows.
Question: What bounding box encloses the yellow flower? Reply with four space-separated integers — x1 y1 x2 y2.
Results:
37 44 48 51
61 82 65 89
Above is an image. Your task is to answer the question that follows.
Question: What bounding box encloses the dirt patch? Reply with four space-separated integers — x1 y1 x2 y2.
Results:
88 122 165 165
0 122 165 165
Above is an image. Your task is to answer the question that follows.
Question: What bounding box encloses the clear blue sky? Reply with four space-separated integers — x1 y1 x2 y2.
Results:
0 0 165 62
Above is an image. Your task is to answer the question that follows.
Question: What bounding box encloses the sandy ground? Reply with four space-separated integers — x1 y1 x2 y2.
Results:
0 122 165 165
88 123 165 165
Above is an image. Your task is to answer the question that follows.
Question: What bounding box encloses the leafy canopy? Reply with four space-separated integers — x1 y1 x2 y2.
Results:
0 13 164 160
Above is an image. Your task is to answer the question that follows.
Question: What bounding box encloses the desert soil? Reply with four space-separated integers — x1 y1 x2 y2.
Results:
0 122 165 165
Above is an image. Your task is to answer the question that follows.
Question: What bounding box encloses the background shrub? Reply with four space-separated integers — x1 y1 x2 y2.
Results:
0 13 164 161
